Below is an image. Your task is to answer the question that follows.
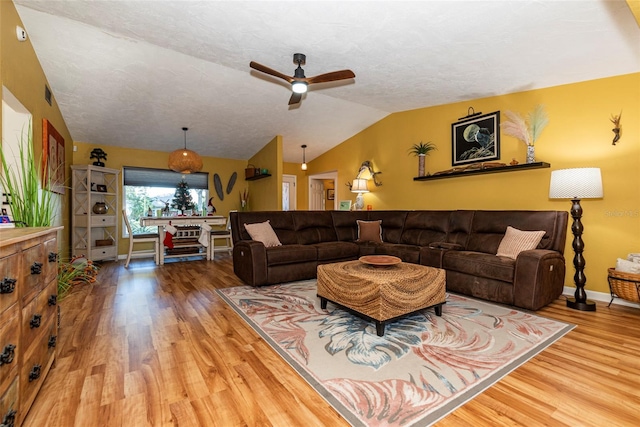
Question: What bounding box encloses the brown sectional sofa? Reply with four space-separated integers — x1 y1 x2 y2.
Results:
230 210 568 310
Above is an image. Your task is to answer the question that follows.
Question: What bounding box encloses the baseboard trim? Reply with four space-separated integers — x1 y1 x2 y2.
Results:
563 286 640 309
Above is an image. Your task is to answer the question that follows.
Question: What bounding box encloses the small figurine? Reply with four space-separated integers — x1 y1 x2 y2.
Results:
610 112 622 145
207 197 216 215
90 148 107 166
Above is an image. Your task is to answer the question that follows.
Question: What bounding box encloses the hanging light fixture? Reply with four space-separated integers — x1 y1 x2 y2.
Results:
168 127 203 174
301 144 308 170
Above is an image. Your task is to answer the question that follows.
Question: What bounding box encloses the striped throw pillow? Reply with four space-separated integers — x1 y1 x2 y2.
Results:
496 226 545 260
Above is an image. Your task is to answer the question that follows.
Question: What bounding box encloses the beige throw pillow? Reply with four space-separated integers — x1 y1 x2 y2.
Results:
496 226 545 260
244 220 282 247
357 220 383 243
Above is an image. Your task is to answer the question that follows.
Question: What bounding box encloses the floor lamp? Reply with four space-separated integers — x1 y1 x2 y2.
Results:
549 168 603 311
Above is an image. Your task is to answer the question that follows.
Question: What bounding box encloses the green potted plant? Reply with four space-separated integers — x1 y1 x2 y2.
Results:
0 123 57 227
408 141 437 177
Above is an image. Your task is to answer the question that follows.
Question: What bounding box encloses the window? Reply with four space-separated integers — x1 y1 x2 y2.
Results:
123 167 208 235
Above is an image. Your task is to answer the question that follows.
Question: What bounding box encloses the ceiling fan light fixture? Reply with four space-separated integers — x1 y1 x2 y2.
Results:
292 81 308 94
168 127 203 174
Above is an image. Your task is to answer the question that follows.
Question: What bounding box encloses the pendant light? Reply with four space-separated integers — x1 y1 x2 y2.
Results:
301 144 308 170
168 127 203 174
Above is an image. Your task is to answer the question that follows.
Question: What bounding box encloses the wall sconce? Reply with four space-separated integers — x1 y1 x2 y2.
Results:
301 144 307 170
351 178 369 210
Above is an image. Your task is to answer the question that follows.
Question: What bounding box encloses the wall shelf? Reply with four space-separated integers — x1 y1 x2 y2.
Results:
245 173 271 181
414 162 550 181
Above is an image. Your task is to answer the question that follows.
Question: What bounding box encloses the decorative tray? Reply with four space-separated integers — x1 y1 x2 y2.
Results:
359 255 402 267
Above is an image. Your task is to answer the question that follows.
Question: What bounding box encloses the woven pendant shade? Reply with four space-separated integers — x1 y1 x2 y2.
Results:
168 128 203 174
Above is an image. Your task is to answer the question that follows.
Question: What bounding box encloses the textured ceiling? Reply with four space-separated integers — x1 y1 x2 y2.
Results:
13 1 640 163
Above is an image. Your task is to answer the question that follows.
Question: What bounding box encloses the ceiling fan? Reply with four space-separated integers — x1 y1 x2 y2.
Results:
250 53 355 105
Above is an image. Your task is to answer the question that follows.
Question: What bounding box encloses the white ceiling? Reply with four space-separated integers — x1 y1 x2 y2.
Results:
13 0 640 164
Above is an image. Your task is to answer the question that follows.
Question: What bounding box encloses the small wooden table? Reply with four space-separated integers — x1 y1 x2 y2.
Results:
317 259 446 336
140 215 226 264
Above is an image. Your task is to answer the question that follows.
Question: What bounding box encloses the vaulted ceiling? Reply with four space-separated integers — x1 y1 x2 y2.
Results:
14 1 640 163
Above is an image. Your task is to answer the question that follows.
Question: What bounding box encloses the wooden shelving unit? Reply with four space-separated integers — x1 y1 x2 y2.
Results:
245 173 272 181
414 162 550 181
70 165 120 261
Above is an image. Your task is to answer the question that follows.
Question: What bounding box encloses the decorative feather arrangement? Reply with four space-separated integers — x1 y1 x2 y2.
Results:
502 111 530 146
501 105 549 146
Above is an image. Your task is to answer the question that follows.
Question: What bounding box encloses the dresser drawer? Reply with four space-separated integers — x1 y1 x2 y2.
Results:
20 244 46 305
0 377 19 427
0 253 20 313
0 305 20 392
21 280 57 353
20 317 56 418
91 215 116 227
43 237 59 285
91 245 117 260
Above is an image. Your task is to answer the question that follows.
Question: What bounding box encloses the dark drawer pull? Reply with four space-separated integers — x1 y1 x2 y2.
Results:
0 278 16 294
48 335 57 348
31 262 43 275
29 364 41 382
48 294 58 306
29 314 42 329
0 344 15 366
1 408 16 427
48 252 58 262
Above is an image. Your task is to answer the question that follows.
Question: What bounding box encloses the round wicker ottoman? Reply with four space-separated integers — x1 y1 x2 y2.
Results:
317 260 446 336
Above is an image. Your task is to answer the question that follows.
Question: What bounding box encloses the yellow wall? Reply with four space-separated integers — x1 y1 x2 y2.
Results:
247 135 282 211
73 141 247 256
308 73 640 294
1 0 72 253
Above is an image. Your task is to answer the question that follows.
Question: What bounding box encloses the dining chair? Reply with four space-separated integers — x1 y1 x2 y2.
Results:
122 209 160 267
208 210 235 260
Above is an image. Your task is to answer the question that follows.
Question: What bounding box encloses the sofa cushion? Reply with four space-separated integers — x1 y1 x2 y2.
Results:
375 242 421 264
357 220 383 243
244 220 282 247
443 251 515 283
401 211 450 246
235 211 298 244
266 244 317 266
496 226 545 259
293 211 338 244
314 241 360 261
367 211 407 243
332 211 369 241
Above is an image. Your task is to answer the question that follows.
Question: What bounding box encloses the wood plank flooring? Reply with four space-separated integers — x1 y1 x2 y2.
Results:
24 256 640 426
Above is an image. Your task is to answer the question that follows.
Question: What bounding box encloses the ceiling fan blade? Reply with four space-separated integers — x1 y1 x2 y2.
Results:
306 69 355 85
288 92 302 105
250 61 294 83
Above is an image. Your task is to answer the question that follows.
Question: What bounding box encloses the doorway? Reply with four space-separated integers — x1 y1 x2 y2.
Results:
307 171 338 210
282 174 297 211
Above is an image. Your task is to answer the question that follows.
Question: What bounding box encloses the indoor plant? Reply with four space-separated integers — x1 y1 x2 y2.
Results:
0 124 57 226
408 141 437 177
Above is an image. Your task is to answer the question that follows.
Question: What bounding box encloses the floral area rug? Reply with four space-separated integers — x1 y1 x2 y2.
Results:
217 281 574 426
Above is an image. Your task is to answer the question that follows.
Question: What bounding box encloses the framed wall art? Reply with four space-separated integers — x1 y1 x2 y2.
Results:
339 200 352 211
327 189 335 200
42 119 65 194
451 111 500 166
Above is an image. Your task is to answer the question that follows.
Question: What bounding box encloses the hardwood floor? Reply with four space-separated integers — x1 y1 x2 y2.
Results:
24 256 640 426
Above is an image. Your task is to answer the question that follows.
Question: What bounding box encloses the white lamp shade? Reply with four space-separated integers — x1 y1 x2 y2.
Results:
549 168 603 199
351 178 369 193
292 82 308 94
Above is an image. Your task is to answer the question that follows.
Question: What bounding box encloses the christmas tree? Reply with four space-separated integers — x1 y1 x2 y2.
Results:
171 180 196 214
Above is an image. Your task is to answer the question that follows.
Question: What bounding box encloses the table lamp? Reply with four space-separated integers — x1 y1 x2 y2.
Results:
549 167 603 311
351 178 369 210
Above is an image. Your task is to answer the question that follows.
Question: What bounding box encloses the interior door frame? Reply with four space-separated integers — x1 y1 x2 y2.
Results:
307 171 338 210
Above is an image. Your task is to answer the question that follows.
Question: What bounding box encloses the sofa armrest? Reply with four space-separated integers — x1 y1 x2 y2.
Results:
420 243 463 268
232 240 268 286
514 249 566 310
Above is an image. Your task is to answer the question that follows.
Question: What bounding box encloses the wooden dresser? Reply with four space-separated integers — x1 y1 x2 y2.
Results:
0 227 62 427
